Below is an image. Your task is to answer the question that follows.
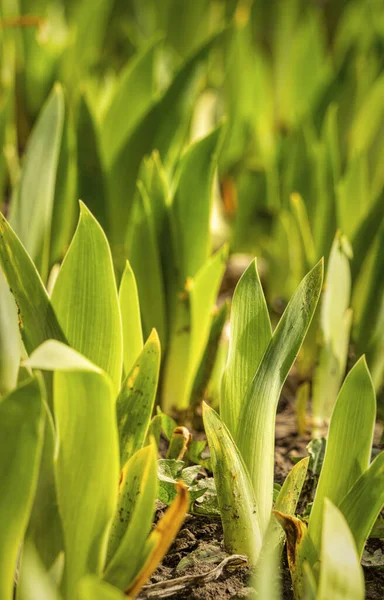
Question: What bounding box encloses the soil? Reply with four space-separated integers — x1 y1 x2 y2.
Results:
142 256 384 599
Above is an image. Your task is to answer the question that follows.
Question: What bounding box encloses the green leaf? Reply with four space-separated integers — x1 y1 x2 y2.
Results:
64 0 114 78
190 300 229 410
308 357 376 551
0 271 20 395
51 202 123 389
0 378 45 600
77 576 123 600
172 126 223 281
157 460 208 507
50 106 78 267
17 541 62 600
107 31 224 268
119 261 144 377
9 84 64 281
202 403 262 565
157 459 185 505
76 95 108 233
236 260 323 533
188 247 228 398
116 329 160 467
336 154 371 240
317 500 364 600
104 444 158 590
126 184 167 343
0 212 66 353
221 258 272 436
29 342 120 598
339 451 384 557
275 457 309 515
290 193 316 268
57 371 118 597
100 40 159 168
312 232 352 427
259 458 309 579
162 246 227 411
354 221 384 355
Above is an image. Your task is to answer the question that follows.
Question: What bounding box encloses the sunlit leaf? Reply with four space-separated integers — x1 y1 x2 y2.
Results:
221 258 271 436
104 444 157 589
119 260 144 377
317 500 364 600
0 212 66 353
116 330 160 467
0 378 45 600
308 357 376 551
172 126 223 281
28 342 120 598
51 202 123 388
339 451 384 557
237 260 323 533
202 402 262 564
9 84 64 281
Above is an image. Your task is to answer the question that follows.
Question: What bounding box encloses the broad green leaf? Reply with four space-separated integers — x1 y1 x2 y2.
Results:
27 340 102 373
273 512 317 600
77 576 123 600
336 154 371 241
312 232 352 427
119 261 144 376
221 258 272 436
339 451 384 557
55 369 119 598
237 260 323 533
76 95 108 233
172 126 222 281
302 563 317 600
101 41 159 167
9 84 64 281
308 357 376 551
25 385 64 568
51 202 123 388
107 31 223 268
126 184 166 343
116 330 160 467
253 529 281 600
0 270 20 395
29 342 120 598
162 246 227 411
50 106 78 267
63 0 114 78
350 186 384 284
104 444 157 589
290 193 316 269
202 403 262 564
0 212 66 353
353 221 384 355
187 246 228 400
256 457 310 598
0 378 45 600
349 74 384 159
317 500 364 600
190 300 229 410
275 457 309 515
258 457 310 585
17 541 62 600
